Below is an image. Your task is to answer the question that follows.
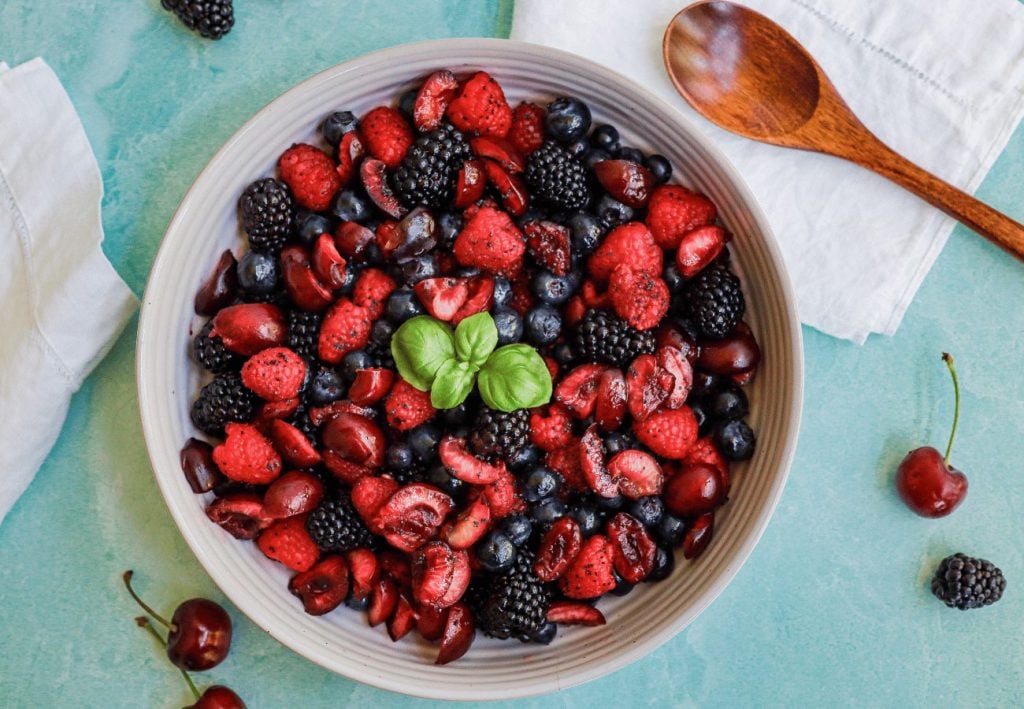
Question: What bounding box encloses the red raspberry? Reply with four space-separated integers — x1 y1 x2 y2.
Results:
257 515 320 572
318 298 372 364
633 407 698 460
645 184 717 249
508 102 545 155
385 379 437 431
352 267 397 319
587 222 663 282
212 422 283 484
278 144 341 212
360 106 413 169
609 264 670 331
558 534 617 599
241 347 307 401
453 205 525 277
446 71 512 138
545 442 587 491
530 403 574 452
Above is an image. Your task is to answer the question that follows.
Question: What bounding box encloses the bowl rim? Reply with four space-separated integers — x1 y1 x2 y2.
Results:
137 37 804 700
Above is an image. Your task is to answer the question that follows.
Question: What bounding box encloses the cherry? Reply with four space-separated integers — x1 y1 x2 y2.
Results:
663 463 725 517
123 571 232 672
194 249 238 316
180 438 224 494
895 353 968 517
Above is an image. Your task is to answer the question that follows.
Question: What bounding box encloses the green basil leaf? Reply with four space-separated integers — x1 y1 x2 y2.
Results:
391 315 456 391
454 312 498 369
430 359 477 409
477 344 553 412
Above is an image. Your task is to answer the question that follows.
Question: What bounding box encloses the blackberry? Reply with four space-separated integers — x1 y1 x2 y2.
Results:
290 409 318 444
161 0 234 39
306 493 377 553
390 462 428 486
571 309 656 368
524 141 588 211
931 553 1006 610
685 264 745 339
192 320 240 374
286 309 322 362
391 124 472 209
238 178 294 254
190 373 256 435
477 548 551 642
469 407 529 462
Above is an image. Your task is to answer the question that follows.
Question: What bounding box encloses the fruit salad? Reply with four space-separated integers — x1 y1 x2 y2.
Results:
180 69 761 664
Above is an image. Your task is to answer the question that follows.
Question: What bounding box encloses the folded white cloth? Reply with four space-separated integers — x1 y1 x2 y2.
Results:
0 58 137 525
512 0 1024 343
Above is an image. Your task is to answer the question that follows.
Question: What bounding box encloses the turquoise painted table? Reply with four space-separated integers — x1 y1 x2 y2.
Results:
2 2 1022 706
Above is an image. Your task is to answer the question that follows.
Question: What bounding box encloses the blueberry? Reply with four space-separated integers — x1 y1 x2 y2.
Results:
708 385 749 421
532 621 558 645
398 254 438 285
321 110 357 146
369 319 394 352
546 96 592 143
690 371 723 401
522 467 561 502
566 138 589 158
407 423 441 462
361 242 384 265
341 350 373 381
663 263 685 294
583 147 611 171
568 212 605 256
345 593 371 611
655 514 687 547
691 402 711 437
437 212 463 250
610 570 634 596
594 193 634 228
569 502 603 537
336 263 360 296
525 304 562 346
552 341 575 368
603 432 634 456
507 443 542 472
330 189 370 223
476 531 517 573
308 367 344 405
427 463 464 498
616 146 645 164
455 266 481 278
530 496 566 526
531 271 575 306
715 419 756 461
294 209 333 246
644 154 672 185
499 514 533 547
385 288 423 324
386 443 415 470
493 308 524 345
646 546 675 582
236 251 278 295
442 402 472 428
590 124 620 151
595 493 626 511
492 277 513 308
626 496 664 528
397 88 418 118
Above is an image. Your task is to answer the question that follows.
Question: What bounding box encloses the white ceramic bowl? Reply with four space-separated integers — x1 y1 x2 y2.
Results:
137 38 803 701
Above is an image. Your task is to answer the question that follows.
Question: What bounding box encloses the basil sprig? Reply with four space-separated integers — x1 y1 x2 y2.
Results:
391 312 551 412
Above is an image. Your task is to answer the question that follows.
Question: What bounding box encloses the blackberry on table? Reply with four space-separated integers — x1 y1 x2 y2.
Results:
192 320 240 374
469 407 529 462
391 124 473 209
931 553 1006 610
306 493 377 553
571 309 656 368
476 548 552 642
238 178 294 254
685 263 745 339
524 141 589 211
190 372 256 436
286 309 322 362
161 0 234 39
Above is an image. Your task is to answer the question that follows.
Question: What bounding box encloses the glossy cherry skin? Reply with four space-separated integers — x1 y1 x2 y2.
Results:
895 446 967 518
166 599 233 671
187 685 247 709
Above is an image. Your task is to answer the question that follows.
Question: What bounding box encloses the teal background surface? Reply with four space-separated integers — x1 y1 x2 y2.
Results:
1 1 1022 706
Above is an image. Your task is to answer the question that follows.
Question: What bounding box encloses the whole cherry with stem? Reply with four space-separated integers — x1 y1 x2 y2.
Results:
895 353 969 517
123 570 233 671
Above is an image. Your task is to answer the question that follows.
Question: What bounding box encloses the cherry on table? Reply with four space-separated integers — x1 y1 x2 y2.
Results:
187 685 247 709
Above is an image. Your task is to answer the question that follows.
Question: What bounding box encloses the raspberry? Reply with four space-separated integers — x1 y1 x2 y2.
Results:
240 346 307 401
317 298 372 364
529 404 574 452
453 205 526 277
587 222 663 283
258 515 320 572
352 268 398 320
446 71 512 138
609 265 670 331
385 379 437 431
212 422 283 484
278 144 341 212
633 408 698 460
645 184 717 249
508 102 545 155
360 106 414 169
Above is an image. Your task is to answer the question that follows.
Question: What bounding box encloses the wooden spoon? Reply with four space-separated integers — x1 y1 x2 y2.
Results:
663 0 1024 260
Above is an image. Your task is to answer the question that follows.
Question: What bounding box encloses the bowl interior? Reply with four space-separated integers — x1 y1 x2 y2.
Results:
137 38 802 701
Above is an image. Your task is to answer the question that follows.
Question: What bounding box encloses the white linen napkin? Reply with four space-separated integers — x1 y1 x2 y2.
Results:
0 58 138 525
512 0 1024 343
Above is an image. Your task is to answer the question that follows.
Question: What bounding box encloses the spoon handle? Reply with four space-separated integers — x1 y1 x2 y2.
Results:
851 137 1024 260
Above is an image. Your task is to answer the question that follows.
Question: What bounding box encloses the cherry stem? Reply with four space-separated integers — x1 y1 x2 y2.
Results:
941 352 960 466
123 570 173 630
135 616 201 701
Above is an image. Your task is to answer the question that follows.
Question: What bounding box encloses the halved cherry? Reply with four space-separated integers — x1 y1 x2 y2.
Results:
206 493 270 540
211 303 286 356
523 220 572 276
608 449 664 499
435 602 474 665
554 364 606 419
657 346 694 409
438 436 503 484
361 158 407 219
368 576 399 627
593 159 655 208
387 593 417 642
335 131 365 185
348 368 395 406
546 601 606 627
469 136 525 172
482 159 528 216
375 483 454 552
268 419 322 469
450 275 495 324
394 207 437 259
481 466 519 518
533 516 583 582
595 368 627 431
321 412 385 469
288 555 349 616
307 399 377 426
379 549 413 589
416 602 448 641
322 453 371 486
580 279 610 308
454 159 486 209
334 221 376 257
351 475 399 534
683 512 715 560
280 245 334 312
580 425 618 498
413 70 458 132
346 548 380 604
263 469 325 519
443 495 492 550
255 397 301 424
656 323 699 365
625 354 675 421
194 249 237 316
663 463 725 517
676 225 726 278
412 541 471 608
311 233 348 289
375 219 402 256
607 512 657 583
681 436 730 489
697 325 761 375
414 277 470 322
